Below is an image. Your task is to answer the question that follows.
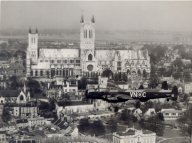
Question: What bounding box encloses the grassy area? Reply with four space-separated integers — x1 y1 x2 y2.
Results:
163 128 182 138
161 138 189 143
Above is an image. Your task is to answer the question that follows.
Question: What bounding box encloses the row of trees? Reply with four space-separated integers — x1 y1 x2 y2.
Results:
119 108 165 136
142 45 168 65
78 118 105 136
7 76 43 97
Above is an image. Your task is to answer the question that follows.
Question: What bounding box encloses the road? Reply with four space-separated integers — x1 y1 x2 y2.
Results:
157 137 189 143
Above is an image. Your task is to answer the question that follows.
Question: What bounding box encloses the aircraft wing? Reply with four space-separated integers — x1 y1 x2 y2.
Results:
115 94 133 100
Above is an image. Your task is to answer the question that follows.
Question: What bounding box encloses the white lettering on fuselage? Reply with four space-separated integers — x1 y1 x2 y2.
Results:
130 91 146 98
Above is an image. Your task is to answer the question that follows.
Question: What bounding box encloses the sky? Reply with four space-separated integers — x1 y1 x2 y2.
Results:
1 1 192 32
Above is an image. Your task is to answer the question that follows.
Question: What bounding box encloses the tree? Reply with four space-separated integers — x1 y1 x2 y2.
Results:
119 109 135 127
27 78 42 96
172 59 184 70
78 77 87 89
49 98 56 111
183 71 191 82
139 114 165 136
177 106 192 137
138 84 144 89
113 73 119 82
78 118 90 133
143 70 147 79
154 101 162 113
162 81 168 90
113 106 119 113
149 71 160 89
2 106 11 123
102 69 113 78
90 120 105 136
9 76 22 90
141 101 154 113
108 118 117 133
78 118 105 136
122 73 128 82
134 101 141 109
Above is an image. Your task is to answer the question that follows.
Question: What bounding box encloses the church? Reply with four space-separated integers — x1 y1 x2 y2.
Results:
26 15 150 79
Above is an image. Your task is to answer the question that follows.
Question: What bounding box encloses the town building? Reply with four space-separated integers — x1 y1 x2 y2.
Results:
16 117 52 129
183 82 192 94
0 82 30 104
63 80 78 94
113 128 156 143
55 101 94 118
26 16 150 79
16 119 28 128
161 108 183 120
0 131 6 143
0 75 7 89
28 117 47 127
93 99 110 111
47 78 78 99
144 108 156 119
12 102 38 118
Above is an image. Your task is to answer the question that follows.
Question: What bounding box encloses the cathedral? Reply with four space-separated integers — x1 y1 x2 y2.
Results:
26 15 150 79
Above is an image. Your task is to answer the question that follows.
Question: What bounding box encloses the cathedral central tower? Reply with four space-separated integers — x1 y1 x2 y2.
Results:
80 15 97 76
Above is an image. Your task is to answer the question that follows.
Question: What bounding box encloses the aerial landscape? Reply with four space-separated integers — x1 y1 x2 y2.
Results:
0 1 192 143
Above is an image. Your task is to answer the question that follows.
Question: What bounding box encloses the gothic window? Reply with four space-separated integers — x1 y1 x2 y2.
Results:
88 54 93 61
138 69 141 75
40 70 43 76
46 71 49 77
20 95 24 101
87 65 93 71
84 30 87 38
142 61 146 65
31 71 33 76
117 61 121 67
63 60 67 63
63 69 66 76
89 30 92 38
35 70 38 76
51 60 54 63
66 70 69 76
70 60 74 64
117 67 121 71
84 30 86 38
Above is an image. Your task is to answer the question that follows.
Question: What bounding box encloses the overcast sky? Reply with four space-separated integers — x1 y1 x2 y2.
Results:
1 1 192 32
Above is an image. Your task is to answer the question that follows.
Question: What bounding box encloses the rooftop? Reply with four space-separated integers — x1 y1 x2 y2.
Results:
161 108 183 114
16 119 28 124
0 90 20 97
116 129 135 136
115 128 155 136
57 101 92 107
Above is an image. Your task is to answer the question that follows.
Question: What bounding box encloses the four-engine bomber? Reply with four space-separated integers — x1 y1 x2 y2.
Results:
85 86 178 103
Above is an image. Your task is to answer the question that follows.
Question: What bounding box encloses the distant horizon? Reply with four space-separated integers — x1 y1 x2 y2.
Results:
1 1 192 33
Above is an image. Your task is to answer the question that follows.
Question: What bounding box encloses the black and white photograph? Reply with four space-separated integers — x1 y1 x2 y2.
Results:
0 1 192 143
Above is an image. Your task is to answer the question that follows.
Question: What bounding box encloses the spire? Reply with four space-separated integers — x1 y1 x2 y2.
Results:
91 15 95 23
36 28 38 34
80 15 84 23
80 10 84 23
23 81 27 93
29 27 32 33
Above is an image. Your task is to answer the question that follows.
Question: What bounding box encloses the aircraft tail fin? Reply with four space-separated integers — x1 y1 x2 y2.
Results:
171 86 178 101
